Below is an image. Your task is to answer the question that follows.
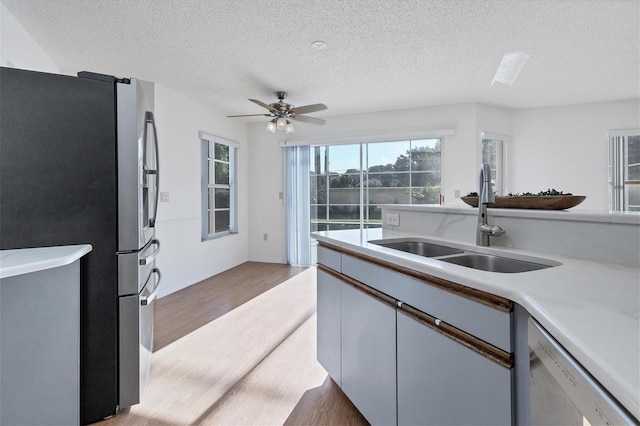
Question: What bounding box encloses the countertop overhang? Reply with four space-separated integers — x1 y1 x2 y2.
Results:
0 244 93 279
312 228 640 420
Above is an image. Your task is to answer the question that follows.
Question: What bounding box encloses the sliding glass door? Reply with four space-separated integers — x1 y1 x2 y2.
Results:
289 138 442 265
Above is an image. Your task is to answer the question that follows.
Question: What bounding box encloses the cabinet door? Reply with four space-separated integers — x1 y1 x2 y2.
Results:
317 270 342 385
341 282 397 426
397 311 512 426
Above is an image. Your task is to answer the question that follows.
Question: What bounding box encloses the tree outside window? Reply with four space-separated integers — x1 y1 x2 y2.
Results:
310 139 442 232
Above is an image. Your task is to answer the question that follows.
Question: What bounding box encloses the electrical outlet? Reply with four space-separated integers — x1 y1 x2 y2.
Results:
263 233 268 241
160 192 170 202
386 213 400 226
454 189 460 199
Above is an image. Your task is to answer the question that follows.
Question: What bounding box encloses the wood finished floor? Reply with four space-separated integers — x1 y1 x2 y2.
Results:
96 262 367 426
154 262 307 351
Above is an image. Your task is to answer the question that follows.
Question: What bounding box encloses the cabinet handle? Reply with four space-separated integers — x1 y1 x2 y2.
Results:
398 302 512 369
317 264 397 308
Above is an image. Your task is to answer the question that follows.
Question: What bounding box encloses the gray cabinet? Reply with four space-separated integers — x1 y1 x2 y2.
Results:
316 243 514 426
342 253 512 352
341 281 397 426
1 257 82 425
317 269 342 385
397 309 512 425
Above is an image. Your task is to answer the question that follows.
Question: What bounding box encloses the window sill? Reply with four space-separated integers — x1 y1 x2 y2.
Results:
201 231 238 242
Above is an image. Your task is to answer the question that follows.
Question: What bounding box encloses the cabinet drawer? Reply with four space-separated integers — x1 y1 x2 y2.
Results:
317 245 342 272
342 253 512 352
397 311 512 425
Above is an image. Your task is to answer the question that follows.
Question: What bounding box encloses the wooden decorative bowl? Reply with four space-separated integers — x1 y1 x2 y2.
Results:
460 195 586 210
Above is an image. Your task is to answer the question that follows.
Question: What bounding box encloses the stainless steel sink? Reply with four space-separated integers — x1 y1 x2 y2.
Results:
369 238 557 273
371 240 464 257
439 253 550 273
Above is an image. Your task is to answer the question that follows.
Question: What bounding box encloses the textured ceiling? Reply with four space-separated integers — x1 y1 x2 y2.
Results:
3 0 639 122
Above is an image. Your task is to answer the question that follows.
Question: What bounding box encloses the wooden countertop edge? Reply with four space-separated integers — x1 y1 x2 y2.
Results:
399 302 513 369
318 241 513 314
317 264 396 308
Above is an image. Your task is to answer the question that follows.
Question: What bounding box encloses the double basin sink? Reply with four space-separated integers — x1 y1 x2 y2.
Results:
369 239 556 273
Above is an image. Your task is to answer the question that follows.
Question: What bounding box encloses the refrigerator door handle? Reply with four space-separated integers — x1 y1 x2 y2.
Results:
141 268 161 306
145 111 160 228
139 239 160 265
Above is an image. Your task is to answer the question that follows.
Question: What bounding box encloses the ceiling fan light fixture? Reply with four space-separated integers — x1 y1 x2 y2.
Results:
284 122 295 134
276 117 287 130
236 92 327 133
265 120 277 133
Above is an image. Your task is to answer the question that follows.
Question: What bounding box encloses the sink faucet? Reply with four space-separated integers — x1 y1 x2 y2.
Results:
477 163 505 246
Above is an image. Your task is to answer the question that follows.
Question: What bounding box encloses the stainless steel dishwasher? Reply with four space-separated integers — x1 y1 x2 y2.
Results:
528 318 638 425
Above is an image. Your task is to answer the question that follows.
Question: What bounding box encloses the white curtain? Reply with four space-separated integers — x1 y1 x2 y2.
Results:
285 145 311 266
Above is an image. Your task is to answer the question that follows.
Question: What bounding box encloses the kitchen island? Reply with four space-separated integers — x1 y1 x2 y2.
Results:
313 206 639 424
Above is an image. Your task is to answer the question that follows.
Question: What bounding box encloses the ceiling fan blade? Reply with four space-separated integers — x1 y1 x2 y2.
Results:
291 115 326 126
226 113 272 118
291 104 327 114
290 103 327 115
249 98 279 113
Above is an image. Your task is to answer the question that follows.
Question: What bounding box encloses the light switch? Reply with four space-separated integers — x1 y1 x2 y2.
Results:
160 192 170 202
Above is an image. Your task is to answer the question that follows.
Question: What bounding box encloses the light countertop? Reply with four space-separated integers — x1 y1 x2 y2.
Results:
312 228 640 420
0 245 93 279
379 204 640 225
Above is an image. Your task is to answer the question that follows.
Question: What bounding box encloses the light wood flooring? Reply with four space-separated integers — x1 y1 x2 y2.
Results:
96 262 367 426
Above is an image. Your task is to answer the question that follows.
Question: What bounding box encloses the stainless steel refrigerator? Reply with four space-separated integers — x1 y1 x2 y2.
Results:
0 66 161 424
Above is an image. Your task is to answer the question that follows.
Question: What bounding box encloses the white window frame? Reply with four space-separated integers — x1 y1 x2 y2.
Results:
200 132 239 240
308 136 445 229
609 129 640 212
481 132 510 196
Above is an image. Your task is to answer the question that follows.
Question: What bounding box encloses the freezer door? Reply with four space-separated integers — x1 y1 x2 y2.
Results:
119 267 161 408
117 79 159 252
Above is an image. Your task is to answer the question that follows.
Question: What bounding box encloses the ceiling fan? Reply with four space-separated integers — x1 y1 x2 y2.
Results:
227 91 327 134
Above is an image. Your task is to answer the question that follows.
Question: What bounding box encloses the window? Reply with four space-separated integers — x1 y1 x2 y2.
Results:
285 131 452 265
201 133 238 239
310 138 442 232
610 129 640 212
481 133 509 196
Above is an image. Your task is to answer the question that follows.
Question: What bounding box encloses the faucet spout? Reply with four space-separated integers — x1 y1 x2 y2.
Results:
479 163 495 205
476 163 505 246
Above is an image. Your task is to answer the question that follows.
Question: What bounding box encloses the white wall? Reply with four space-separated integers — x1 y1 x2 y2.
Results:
0 3 58 72
511 100 640 210
154 85 249 297
246 127 287 263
